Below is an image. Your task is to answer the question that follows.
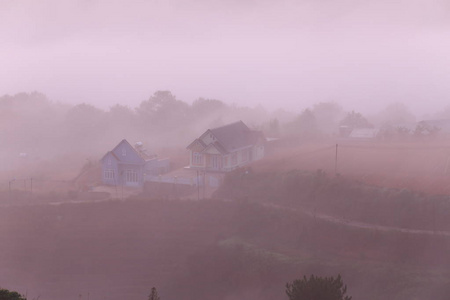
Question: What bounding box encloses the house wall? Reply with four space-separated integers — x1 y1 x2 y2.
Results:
199 130 216 145
190 151 205 167
101 153 119 186
188 128 266 172
117 163 144 187
102 141 147 187
252 145 265 161
145 158 170 176
112 141 144 165
222 154 230 170
189 141 206 168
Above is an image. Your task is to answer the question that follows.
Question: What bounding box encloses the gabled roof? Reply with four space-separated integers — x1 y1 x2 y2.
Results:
100 150 120 162
101 139 151 163
349 128 380 139
211 121 263 151
202 141 228 155
188 121 264 154
186 138 207 150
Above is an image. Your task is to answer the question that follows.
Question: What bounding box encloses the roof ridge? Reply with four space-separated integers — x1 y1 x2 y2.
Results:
209 120 246 131
111 139 146 162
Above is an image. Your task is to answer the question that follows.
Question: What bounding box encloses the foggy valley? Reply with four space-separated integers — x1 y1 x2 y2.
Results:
2 1 450 300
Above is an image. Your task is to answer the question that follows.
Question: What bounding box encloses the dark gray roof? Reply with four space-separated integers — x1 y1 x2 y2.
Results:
209 121 263 152
101 139 153 162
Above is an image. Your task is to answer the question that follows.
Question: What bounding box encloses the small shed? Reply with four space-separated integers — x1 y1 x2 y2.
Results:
348 128 380 140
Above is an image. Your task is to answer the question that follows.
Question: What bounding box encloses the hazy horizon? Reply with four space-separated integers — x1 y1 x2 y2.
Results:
1 0 450 116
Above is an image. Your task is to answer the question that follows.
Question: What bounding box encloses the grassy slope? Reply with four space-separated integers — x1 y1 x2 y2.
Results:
1 196 450 300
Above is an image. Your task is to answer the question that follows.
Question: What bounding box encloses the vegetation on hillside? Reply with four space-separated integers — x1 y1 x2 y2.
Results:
0 288 27 300
217 168 450 232
286 274 352 300
0 197 450 300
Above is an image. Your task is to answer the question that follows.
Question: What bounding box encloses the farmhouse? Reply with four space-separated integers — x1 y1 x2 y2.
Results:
186 121 265 172
101 139 169 187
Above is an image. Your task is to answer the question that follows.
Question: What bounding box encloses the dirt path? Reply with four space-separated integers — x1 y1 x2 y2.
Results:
3 186 449 237
265 203 450 237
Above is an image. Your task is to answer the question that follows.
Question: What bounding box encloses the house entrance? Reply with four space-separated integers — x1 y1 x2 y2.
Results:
125 169 139 186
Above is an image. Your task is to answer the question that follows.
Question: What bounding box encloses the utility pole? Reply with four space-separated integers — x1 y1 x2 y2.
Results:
335 143 338 175
433 199 436 234
121 172 124 201
203 169 206 200
197 170 200 201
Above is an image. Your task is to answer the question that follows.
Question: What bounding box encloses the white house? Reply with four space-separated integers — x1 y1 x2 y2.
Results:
186 121 265 172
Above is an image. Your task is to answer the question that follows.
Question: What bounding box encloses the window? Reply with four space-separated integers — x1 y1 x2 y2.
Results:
231 153 237 165
241 149 249 162
211 155 221 169
104 169 114 180
193 152 203 165
122 148 126 156
125 170 138 183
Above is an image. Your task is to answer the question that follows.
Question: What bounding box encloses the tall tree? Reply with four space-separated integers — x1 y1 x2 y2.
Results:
148 287 160 300
65 103 108 147
339 111 373 129
312 102 343 135
191 98 226 116
137 90 189 130
286 109 319 139
376 102 416 126
286 274 352 300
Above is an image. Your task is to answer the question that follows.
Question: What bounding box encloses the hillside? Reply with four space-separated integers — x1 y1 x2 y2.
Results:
2 141 450 300
0 192 450 300
261 141 450 195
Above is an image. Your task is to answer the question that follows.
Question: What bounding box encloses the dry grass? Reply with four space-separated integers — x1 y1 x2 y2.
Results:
258 141 450 195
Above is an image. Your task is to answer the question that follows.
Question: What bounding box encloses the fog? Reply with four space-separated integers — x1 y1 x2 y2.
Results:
3 1 450 300
2 0 450 114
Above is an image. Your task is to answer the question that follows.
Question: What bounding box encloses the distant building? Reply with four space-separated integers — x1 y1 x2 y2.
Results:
100 139 169 187
348 128 380 140
186 121 266 172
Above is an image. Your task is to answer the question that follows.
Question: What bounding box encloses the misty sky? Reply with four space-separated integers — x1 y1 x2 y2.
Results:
1 0 450 115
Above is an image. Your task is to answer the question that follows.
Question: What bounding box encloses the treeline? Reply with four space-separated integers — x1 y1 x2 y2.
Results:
3 91 450 165
0 91 291 160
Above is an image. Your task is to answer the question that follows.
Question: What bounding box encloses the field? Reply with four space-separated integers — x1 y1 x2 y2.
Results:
0 191 449 299
2 142 450 299
261 141 450 195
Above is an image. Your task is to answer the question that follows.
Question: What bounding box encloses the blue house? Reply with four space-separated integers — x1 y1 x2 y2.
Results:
101 139 169 187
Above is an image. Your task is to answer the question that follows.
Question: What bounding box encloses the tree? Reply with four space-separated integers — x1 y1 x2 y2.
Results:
312 102 343 135
65 103 108 147
285 109 320 139
339 111 372 129
137 90 189 130
191 97 226 116
376 102 416 126
148 287 160 300
0 288 27 300
286 274 352 300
